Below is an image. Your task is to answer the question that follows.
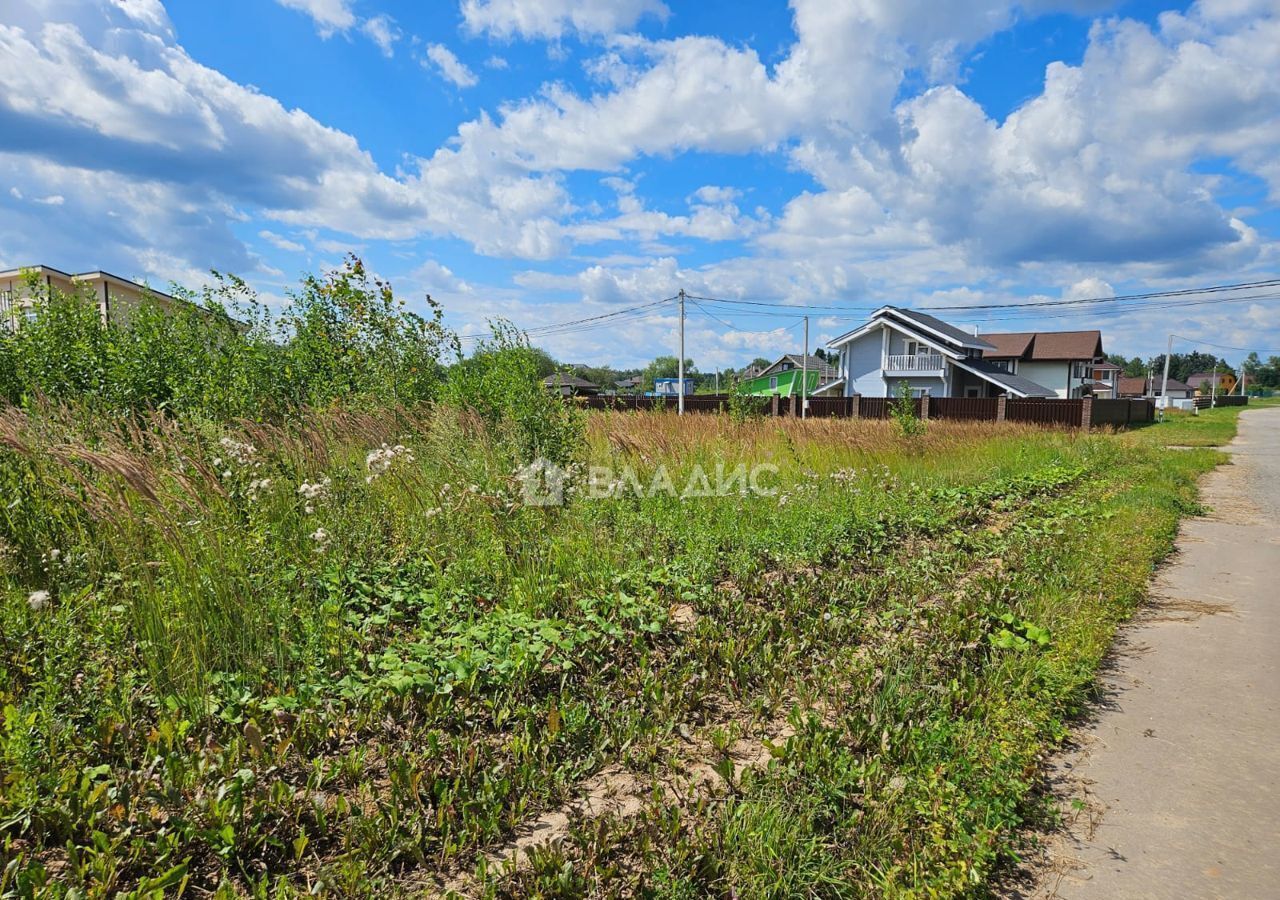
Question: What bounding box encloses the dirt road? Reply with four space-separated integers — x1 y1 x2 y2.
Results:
1027 406 1280 899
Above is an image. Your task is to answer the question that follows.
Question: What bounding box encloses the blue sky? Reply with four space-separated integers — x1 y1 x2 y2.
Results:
1 0 1278 369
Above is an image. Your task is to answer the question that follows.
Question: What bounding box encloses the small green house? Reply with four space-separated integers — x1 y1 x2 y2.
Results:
739 354 840 397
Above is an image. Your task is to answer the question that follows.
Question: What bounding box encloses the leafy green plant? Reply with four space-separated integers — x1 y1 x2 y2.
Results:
443 318 583 465
727 378 768 423
891 379 926 438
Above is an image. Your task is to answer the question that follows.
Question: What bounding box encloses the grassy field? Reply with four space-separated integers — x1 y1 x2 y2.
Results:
0 402 1230 898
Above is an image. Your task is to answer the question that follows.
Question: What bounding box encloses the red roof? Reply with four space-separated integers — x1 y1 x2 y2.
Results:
981 332 1035 358
1117 376 1192 396
981 330 1104 361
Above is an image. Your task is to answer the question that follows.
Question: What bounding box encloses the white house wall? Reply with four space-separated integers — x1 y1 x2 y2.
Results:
1017 361 1069 397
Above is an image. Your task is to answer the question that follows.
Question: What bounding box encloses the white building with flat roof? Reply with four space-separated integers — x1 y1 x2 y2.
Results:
0 264 192 330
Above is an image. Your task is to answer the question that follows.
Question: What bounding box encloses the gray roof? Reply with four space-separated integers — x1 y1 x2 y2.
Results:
543 373 598 389
888 307 995 350
763 353 838 380
959 359 1053 397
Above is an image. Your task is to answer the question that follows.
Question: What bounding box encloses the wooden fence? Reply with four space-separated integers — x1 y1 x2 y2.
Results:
1090 398 1158 427
1192 394 1249 409
576 393 1158 429
1005 398 1084 427
930 397 999 421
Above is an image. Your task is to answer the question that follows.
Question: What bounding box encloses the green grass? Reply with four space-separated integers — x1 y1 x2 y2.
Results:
1126 402 1257 448
0 407 1228 898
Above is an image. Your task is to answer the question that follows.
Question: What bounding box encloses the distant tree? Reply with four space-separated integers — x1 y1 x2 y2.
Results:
576 364 622 387
814 348 830 362
642 355 696 391
1107 353 1146 377
527 347 560 379
1146 351 1230 384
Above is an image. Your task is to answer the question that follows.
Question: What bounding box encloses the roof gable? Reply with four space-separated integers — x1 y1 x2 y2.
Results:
543 373 598 389
827 306 992 352
889 308 994 350
759 353 838 379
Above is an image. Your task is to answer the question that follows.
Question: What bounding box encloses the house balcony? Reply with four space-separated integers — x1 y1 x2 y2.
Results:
885 353 945 373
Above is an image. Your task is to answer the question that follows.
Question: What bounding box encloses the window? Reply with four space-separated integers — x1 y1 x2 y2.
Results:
912 387 930 398
905 340 918 356
965 387 980 398
1072 361 1087 378
988 359 1013 373
769 375 778 390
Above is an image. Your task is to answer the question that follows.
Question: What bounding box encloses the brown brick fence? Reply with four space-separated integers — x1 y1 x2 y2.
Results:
574 393 1158 429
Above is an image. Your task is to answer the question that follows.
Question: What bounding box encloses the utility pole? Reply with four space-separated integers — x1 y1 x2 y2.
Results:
677 289 686 416
1159 334 1173 420
715 369 719 394
801 316 809 419
1210 356 1217 408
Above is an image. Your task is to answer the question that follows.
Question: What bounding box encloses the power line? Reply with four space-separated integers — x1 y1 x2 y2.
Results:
688 299 805 334
456 295 678 342
690 289 1279 325
955 291 1280 324
1170 333 1280 355
685 277 1280 317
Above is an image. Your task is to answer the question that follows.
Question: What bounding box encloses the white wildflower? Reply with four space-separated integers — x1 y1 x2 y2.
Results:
48 548 61 561
310 527 330 552
247 478 273 500
297 477 331 511
365 443 414 484
218 436 258 466
28 589 50 611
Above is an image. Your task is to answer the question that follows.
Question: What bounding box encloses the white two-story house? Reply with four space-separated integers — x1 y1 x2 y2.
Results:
827 306 1059 399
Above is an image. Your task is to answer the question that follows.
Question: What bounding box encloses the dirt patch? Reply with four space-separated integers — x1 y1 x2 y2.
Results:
435 705 799 897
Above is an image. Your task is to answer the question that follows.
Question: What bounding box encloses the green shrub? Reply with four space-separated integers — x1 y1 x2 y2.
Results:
891 379 926 437
443 319 583 465
0 258 453 420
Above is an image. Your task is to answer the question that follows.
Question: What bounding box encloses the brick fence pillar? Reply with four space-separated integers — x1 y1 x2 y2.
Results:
1081 396 1093 430
791 395 800 417
996 395 1007 422
851 395 861 419
770 395 779 417
919 393 930 420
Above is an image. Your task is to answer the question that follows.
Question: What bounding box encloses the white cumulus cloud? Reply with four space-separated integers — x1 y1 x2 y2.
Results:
425 43 478 88
461 0 669 40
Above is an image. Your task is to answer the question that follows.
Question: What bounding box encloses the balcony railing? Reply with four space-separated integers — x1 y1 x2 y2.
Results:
886 354 945 372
